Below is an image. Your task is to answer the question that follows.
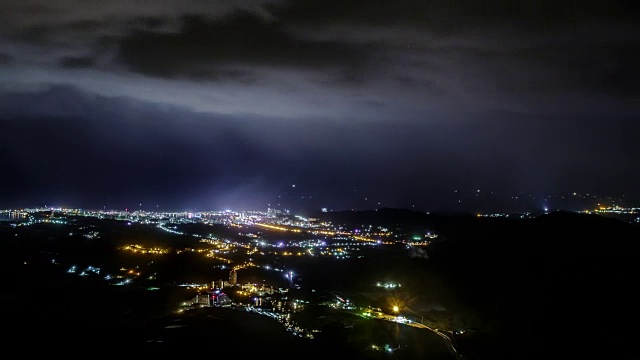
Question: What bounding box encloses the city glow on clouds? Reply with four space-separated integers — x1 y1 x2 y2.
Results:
0 1 638 211
1 0 636 119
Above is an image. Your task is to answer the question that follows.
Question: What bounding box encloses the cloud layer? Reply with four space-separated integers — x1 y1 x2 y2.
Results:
1 0 636 118
1 1 638 211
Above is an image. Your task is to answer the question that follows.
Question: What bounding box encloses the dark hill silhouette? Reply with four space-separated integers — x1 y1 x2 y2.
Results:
315 208 640 360
426 210 640 360
313 207 474 234
525 210 640 256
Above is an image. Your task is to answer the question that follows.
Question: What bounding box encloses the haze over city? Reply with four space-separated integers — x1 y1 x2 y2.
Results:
1 1 637 214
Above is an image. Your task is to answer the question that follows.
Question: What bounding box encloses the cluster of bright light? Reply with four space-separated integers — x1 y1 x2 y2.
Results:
177 282 209 289
14 218 66 227
67 264 101 276
205 251 232 263
113 279 132 286
176 247 210 254
589 206 640 214
121 244 170 254
371 344 399 353
256 223 302 232
376 282 401 289
157 223 185 235
233 261 257 271
477 213 533 219
404 240 430 246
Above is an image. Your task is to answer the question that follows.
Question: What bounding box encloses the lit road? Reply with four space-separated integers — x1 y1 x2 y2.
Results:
377 313 464 360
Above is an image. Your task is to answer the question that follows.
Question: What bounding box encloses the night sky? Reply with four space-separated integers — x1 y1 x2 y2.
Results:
0 1 637 214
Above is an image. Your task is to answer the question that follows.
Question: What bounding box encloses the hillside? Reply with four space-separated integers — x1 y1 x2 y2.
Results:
428 211 640 360
314 208 640 359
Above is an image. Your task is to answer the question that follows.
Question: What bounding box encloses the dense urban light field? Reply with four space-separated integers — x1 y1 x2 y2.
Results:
3 206 640 359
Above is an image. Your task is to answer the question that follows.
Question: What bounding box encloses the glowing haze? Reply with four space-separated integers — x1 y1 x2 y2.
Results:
0 1 638 213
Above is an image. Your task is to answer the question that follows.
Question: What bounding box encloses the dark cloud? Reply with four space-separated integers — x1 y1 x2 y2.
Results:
0 0 636 117
0 52 12 64
269 1 634 32
60 56 96 68
116 11 372 80
0 1 637 211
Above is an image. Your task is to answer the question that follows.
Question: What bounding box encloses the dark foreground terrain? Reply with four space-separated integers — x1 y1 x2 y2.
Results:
2 209 640 359
4 267 454 360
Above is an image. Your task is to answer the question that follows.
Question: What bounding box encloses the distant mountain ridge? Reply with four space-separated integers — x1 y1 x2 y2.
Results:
312 207 474 233
314 207 640 254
